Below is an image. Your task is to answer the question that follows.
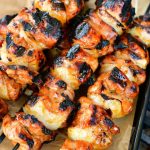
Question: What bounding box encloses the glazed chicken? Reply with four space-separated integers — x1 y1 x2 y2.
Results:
33 0 84 25
24 74 75 130
0 70 21 101
88 16 150 118
2 0 136 149
88 67 139 118
62 97 120 149
2 113 56 150
0 98 8 120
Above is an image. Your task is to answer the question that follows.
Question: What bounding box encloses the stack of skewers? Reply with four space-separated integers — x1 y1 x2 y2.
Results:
0 0 149 149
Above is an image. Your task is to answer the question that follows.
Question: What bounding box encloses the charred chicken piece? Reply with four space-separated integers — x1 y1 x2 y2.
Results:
61 139 93 150
7 8 62 49
114 33 149 69
33 0 84 25
24 74 75 130
1 33 46 72
66 97 119 149
0 98 8 120
0 71 21 101
101 55 146 85
2 113 56 150
95 0 135 28
52 44 98 89
4 64 37 86
73 0 135 57
88 67 139 118
128 15 150 47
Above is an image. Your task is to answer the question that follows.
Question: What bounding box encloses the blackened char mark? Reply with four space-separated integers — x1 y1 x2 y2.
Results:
126 33 147 51
32 75 44 87
19 133 34 148
54 56 63 66
77 62 92 83
66 108 76 125
114 42 128 50
84 74 95 86
22 21 34 32
51 0 66 11
130 52 141 60
6 33 13 49
95 0 103 7
129 66 141 76
56 80 67 89
14 45 26 57
31 9 45 25
90 105 97 125
101 94 110 100
130 85 137 92
104 117 114 128
27 94 39 106
96 40 109 50
30 115 39 124
42 126 52 135
75 22 90 39
101 93 121 102
43 16 62 39
75 0 82 7
103 0 116 9
32 9 62 39
8 65 17 70
24 114 39 124
121 0 135 24
126 7 135 25
19 65 28 70
59 93 74 111
66 44 80 59
0 14 17 25
28 50 33 56
109 67 127 88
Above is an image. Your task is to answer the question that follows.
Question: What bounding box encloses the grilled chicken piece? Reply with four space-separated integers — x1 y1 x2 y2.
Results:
67 97 119 149
52 44 98 89
128 15 150 47
0 71 21 101
24 74 75 130
2 113 56 150
88 67 139 118
95 0 135 28
33 0 84 25
114 33 149 69
61 139 93 150
74 0 135 57
1 64 37 86
7 8 62 49
1 34 46 72
101 55 146 85
0 98 8 120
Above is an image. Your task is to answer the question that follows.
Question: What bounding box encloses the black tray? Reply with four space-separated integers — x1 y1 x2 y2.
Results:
129 4 150 150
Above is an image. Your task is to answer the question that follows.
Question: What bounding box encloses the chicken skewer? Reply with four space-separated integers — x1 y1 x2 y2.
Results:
61 14 150 149
88 15 150 118
0 0 84 101
2 0 135 149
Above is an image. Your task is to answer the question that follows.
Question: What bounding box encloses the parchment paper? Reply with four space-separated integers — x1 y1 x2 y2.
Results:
0 0 149 150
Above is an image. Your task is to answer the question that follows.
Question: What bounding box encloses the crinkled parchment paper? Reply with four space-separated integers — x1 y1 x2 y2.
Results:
0 0 149 149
